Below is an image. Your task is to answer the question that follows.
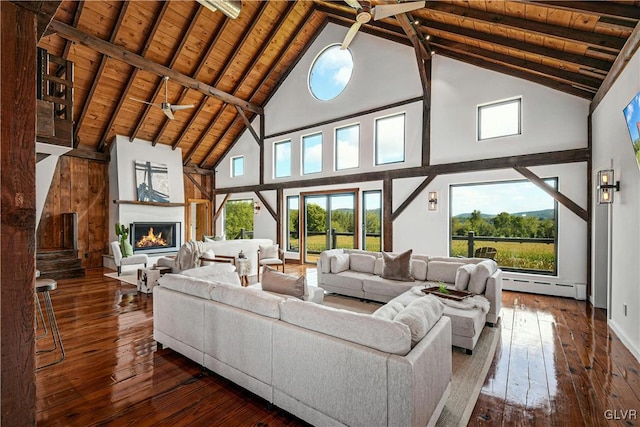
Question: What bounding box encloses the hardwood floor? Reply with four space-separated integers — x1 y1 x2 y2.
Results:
35 267 640 426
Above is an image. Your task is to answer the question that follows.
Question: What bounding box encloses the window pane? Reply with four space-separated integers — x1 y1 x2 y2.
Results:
449 178 557 275
335 124 359 170
309 44 353 101
274 140 291 178
302 133 322 175
375 114 405 165
231 156 244 177
478 98 521 140
287 196 299 252
224 199 254 240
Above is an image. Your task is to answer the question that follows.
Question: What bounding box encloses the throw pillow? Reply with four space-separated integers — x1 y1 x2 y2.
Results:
259 244 279 260
261 266 305 299
350 253 377 274
330 253 350 273
381 249 414 282
373 257 383 276
411 259 428 281
426 261 465 283
394 295 444 346
122 241 134 257
468 259 497 294
203 236 214 242
373 301 405 320
454 264 475 291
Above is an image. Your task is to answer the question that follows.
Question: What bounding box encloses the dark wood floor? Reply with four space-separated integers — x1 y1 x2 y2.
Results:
35 267 640 426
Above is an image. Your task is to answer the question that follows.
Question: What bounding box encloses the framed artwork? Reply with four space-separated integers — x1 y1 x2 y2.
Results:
135 160 169 202
623 92 640 171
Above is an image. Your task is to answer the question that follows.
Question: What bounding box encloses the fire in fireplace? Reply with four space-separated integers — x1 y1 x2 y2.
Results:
131 222 180 254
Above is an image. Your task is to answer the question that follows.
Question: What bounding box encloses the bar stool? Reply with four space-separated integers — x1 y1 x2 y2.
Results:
35 278 65 370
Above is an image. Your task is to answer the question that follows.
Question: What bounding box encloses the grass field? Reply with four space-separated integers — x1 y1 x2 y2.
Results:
290 235 381 257
451 240 555 272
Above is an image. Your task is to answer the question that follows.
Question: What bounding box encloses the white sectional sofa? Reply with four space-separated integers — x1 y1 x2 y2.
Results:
153 270 452 426
317 249 503 353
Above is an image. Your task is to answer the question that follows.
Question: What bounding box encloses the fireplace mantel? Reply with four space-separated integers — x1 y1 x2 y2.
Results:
113 200 186 207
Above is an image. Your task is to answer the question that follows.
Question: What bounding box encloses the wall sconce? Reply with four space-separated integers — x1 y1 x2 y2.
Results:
597 169 620 204
254 201 262 215
428 191 438 211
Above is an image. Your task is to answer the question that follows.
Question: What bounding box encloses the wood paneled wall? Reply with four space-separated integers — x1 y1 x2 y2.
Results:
183 171 213 201
37 156 108 268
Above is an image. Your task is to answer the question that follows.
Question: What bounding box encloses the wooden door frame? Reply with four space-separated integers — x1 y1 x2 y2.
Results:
185 198 211 242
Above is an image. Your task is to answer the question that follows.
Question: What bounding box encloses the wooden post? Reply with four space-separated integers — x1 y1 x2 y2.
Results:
467 231 475 258
1 2 37 424
383 178 393 252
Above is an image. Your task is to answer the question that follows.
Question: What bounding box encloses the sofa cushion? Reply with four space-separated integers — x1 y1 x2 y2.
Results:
158 273 221 299
350 253 376 274
410 259 428 281
454 264 475 291
394 295 444 346
426 261 465 283
279 298 411 355
372 301 405 320
181 263 239 288
381 249 414 282
468 260 497 294
259 244 279 259
363 275 416 298
319 249 344 273
322 270 367 290
442 305 487 339
330 253 350 273
210 282 283 318
261 266 306 299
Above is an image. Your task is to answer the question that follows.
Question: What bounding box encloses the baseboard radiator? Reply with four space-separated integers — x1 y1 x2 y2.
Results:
502 275 586 300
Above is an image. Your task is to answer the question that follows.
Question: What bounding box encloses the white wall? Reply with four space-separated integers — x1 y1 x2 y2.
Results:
591 48 640 361
108 136 185 247
35 142 72 227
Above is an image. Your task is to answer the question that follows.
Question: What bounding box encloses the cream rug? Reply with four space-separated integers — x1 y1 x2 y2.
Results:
104 271 137 286
323 292 499 427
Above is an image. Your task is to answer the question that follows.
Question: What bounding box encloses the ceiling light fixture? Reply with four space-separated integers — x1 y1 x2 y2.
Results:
196 0 242 19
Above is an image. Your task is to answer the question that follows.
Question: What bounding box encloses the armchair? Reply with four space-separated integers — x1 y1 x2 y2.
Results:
110 241 148 276
257 244 285 281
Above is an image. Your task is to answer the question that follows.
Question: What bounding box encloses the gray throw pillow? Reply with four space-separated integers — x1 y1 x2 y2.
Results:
454 264 475 291
468 259 497 294
394 295 444 346
382 249 414 282
330 253 350 273
261 266 305 299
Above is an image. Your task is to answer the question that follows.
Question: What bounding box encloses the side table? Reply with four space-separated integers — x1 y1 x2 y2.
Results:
235 258 251 286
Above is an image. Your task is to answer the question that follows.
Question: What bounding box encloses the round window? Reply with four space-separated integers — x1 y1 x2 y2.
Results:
308 44 354 101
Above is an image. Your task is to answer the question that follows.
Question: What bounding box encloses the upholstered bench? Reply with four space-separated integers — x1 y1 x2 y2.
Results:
392 286 487 354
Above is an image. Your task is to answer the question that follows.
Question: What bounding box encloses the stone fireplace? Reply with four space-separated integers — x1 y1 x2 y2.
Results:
131 222 180 254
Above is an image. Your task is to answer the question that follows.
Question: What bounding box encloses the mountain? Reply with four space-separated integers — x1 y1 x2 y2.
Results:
454 209 554 220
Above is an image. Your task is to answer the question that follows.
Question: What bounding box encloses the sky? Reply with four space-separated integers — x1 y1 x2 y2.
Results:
308 45 353 101
451 179 556 216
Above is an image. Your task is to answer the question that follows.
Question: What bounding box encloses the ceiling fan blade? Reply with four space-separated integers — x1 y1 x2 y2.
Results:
373 1 425 20
130 97 161 108
161 107 175 120
341 21 361 50
344 0 362 10
170 104 195 112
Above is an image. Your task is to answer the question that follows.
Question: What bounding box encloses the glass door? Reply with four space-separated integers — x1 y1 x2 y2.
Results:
363 190 382 252
303 191 357 263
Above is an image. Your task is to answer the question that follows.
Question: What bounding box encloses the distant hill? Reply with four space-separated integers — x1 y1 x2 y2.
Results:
454 209 554 220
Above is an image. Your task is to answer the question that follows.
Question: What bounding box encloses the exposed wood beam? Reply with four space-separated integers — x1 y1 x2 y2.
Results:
392 175 437 221
591 22 640 114
63 148 110 163
73 1 130 148
320 6 411 46
169 2 269 150
513 166 588 222
423 1 626 53
184 172 211 200
12 0 62 40
97 1 172 152
213 194 231 223
48 20 263 114
418 20 613 75
200 115 242 168
276 189 283 248
60 1 84 59
235 105 261 146
523 1 640 23
215 148 589 194
184 164 214 176
383 178 393 252
439 49 593 99
131 4 214 143
431 38 602 91
254 191 277 222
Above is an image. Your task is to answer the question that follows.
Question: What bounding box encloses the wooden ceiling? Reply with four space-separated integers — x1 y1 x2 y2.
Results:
36 1 640 170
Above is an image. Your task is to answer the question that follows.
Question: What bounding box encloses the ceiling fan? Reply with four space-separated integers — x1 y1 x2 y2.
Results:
130 76 195 120
341 0 426 50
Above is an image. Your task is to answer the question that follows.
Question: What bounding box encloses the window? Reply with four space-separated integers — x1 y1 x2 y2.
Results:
375 113 405 165
449 178 558 275
335 124 359 170
224 199 254 240
231 156 244 177
302 133 322 175
287 196 299 252
478 97 521 140
308 44 354 101
363 190 382 252
274 140 291 178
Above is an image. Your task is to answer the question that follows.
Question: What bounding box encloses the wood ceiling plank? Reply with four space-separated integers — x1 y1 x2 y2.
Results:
523 1 640 22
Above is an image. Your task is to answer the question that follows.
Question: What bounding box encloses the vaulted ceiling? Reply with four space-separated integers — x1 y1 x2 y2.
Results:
35 1 640 171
